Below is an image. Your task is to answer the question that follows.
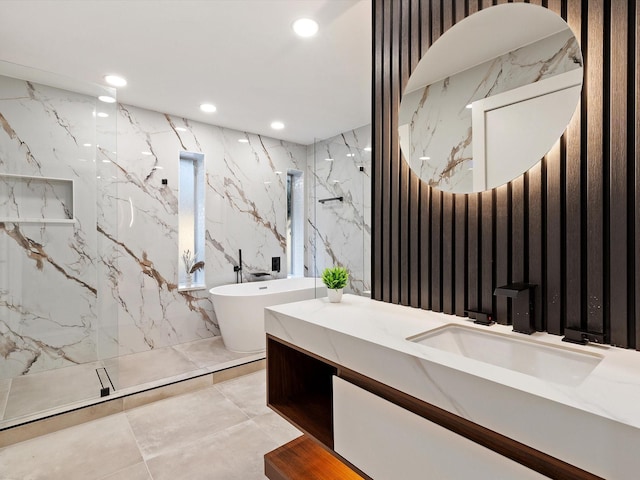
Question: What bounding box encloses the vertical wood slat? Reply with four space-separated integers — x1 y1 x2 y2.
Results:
528 162 544 331
442 193 454 314
390 0 401 304
546 140 563 334
431 190 443 311
431 0 442 43
511 176 526 288
372 0 384 301
608 0 629 347
455 195 467 316
420 183 431 309
481 191 494 314
635 0 640 351
495 185 510 324
410 172 421 308
419 0 431 56
564 0 583 333
399 0 411 306
467 194 480 314
381 0 392 303
410 0 421 71
586 0 605 335
454 0 466 23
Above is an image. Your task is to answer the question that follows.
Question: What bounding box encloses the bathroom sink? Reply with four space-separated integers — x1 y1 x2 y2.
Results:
408 325 602 386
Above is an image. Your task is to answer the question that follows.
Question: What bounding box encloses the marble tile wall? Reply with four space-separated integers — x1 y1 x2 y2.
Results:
103 104 308 355
308 125 371 295
0 75 117 379
401 29 582 193
0 72 369 381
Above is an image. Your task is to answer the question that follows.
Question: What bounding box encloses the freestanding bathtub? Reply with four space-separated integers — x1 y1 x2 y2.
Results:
209 277 326 353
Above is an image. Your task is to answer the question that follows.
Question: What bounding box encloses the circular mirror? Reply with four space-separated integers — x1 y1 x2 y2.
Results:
399 4 583 193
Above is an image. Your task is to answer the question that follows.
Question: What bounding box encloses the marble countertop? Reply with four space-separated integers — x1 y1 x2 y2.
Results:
265 293 640 434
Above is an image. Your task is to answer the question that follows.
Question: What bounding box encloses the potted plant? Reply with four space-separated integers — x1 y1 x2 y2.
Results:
321 266 349 303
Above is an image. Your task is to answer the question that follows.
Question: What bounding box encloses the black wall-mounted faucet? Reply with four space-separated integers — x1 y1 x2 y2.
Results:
233 249 243 283
493 283 537 334
562 328 608 345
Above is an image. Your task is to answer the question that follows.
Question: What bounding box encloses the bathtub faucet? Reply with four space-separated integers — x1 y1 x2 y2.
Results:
233 249 243 283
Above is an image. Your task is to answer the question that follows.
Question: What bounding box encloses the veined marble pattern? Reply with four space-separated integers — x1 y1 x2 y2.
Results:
308 125 371 294
112 105 307 354
401 29 582 193
0 75 117 379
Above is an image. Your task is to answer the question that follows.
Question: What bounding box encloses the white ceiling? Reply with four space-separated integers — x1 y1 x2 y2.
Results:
0 0 372 145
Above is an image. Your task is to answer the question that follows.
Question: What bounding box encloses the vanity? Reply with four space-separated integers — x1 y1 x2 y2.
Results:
263 295 640 479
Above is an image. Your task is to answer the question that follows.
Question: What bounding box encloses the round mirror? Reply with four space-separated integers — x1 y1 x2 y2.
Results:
399 4 583 193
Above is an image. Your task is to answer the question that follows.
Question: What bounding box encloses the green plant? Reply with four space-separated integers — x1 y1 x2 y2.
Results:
321 266 349 290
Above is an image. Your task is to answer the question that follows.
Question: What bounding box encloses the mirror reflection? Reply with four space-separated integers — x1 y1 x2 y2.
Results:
399 4 583 193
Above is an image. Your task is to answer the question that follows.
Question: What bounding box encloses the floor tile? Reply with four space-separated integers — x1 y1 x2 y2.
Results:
126 386 249 460
104 347 198 389
173 336 252 368
252 411 302 446
3 361 103 420
146 419 277 480
215 370 271 418
0 413 141 480
98 462 152 480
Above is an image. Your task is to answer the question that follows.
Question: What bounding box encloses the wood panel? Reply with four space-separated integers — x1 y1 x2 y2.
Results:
372 0 640 350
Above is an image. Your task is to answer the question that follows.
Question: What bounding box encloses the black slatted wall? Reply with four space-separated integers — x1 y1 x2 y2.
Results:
372 0 640 349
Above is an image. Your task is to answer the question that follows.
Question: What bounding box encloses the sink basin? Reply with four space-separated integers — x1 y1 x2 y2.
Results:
408 325 602 386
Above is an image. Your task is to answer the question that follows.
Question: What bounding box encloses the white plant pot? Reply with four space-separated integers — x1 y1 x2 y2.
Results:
328 288 343 303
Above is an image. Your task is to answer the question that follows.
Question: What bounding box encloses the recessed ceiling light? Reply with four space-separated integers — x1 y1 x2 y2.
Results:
104 75 127 87
364 147 372 152
346 153 355 157
200 103 217 113
293 18 319 38
419 156 430 160
102 159 111 163
175 127 187 132
325 158 334 161
271 121 285 130
97 112 109 118
83 143 92 147
466 104 473 109
98 95 116 103
238 138 249 143
141 151 152 156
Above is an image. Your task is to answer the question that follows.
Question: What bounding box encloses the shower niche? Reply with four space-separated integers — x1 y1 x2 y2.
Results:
0 173 75 223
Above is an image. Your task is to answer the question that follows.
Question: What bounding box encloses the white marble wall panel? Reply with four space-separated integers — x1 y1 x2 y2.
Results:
308 125 371 294
0 76 115 378
403 29 581 192
113 105 307 355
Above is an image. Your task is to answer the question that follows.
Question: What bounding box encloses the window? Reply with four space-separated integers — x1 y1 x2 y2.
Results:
287 170 304 277
179 151 205 289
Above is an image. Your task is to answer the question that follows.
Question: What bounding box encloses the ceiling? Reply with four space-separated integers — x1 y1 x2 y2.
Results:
0 0 371 145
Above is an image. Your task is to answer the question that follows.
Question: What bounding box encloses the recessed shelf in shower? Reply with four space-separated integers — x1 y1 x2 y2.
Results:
0 173 75 223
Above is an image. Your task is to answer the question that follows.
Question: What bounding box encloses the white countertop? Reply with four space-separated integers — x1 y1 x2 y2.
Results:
266 294 640 478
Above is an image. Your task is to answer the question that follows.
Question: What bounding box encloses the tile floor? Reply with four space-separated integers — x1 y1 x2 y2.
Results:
1 336 263 428
0 370 301 479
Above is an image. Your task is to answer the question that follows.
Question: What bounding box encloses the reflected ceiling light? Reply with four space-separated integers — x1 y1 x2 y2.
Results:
98 95 116 103
152 166 164 170
271 121 285 130
332 180 340 183
293 18 319 38
364 147 372 152
141 151 152 156
104 75 127 87
419 156 430 160
275 171 283 175
238 138 249 143
200 103 217 113
97 112 109 118
264 181 272 185
102 159 111 163
175 127 187 132
346 153 355 157
83 143 92 147
325 158 334 161
466 104 473 109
